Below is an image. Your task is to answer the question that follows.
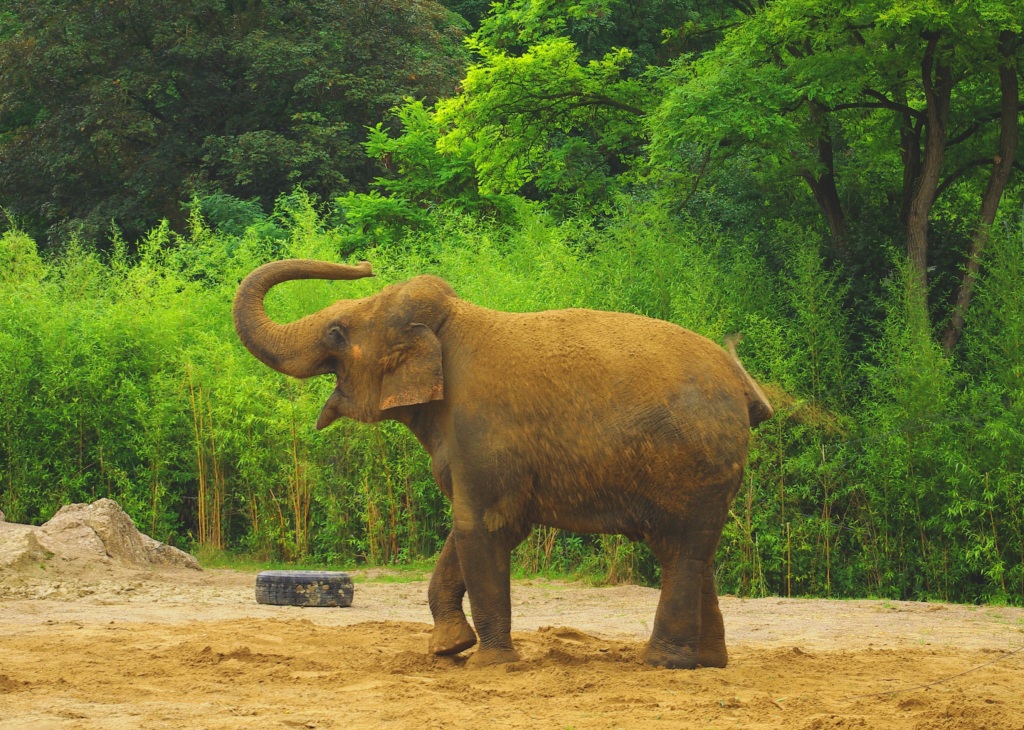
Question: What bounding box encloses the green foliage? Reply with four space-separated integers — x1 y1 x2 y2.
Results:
849 254 959 598
338 100 516 235
0 228 44 284
2 0 1023 607
651 0 1024 316
428 0 690 213
0 0 468 243
2 188 1023 602
957 219 1024 601
476 0 710 68
183 193 275 239
367 0 726 215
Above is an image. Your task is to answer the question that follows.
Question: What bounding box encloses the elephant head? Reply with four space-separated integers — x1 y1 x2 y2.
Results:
232 259 455 428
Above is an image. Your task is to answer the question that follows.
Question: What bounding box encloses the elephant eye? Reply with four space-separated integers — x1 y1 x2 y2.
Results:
328 324 347 346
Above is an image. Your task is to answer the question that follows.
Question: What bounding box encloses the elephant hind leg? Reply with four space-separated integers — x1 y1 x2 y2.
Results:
643 530 725 669
697 560 728 668
642 553 703 669
428 532 477 656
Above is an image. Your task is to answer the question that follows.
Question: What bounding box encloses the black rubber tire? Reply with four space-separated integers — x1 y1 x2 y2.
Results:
255 570 354 607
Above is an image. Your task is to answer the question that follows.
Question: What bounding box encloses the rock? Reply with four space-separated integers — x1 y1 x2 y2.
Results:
144 540 201 568
39 499 200 570
42 500 151 565
37 521 110 564
0 499 200 583
0 523 53 571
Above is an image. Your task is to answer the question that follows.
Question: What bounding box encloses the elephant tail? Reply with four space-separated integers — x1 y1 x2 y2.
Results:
723 334 774 428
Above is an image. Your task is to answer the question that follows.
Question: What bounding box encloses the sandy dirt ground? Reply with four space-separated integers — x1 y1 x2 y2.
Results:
1 563 1023 730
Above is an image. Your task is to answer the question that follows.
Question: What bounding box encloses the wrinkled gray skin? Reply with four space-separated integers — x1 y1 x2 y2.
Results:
233 259 773 669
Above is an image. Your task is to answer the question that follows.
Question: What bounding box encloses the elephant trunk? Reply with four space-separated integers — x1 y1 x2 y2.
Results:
233 259 374 378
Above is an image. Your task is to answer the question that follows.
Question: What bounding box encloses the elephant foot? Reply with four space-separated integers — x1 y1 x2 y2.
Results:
697 639 728 668
466 646 521 668
642 640 698 669
429 619 477 656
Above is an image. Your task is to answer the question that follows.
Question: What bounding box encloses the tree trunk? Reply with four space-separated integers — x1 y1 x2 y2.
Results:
897 98 922 228
905 33 952 311
802 102 846 258
942 32 1020 354
803 171 846 256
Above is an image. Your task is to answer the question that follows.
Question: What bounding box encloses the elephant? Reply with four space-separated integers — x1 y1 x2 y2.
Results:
233 259 773 669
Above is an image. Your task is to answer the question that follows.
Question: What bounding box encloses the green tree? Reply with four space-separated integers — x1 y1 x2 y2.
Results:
337 99 516 234
653 0 1023 335
0 0 467 243
436 36 648 210
429 0 726 211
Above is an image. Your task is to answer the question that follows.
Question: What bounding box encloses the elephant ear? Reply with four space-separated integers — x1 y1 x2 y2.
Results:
379 323 444 411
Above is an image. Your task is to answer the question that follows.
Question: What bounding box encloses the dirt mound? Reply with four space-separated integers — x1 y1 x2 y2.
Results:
0 498 199 599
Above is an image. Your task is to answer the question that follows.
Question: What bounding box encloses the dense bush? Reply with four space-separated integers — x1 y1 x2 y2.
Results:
2 191 1021 604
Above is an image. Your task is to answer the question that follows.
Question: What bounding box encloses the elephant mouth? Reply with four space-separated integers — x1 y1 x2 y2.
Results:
316 386 347 430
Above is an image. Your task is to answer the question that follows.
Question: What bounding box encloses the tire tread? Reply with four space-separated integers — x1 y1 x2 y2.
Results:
255 570 354 607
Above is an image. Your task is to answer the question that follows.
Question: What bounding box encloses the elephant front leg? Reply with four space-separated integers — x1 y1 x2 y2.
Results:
427 531 477 656
697 560 728 668
452 514 522 668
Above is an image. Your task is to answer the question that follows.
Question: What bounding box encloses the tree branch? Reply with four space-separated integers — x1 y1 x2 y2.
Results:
863 89 926 122
487 86 646 118
727 0 756 15
678 22 745 40
571 95 646 117
126 90 169 124
935 158 993 200
947 108 1015 147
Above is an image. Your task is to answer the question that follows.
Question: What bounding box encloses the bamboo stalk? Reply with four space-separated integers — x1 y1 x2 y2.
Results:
289 401 310 559
268 487 289 558
543 527 558 566
149 454 161 537
206 397 223 550
186 368 210 546
821 444 832 596
746 471 753 595
786 522 792 598
986 474 1007 595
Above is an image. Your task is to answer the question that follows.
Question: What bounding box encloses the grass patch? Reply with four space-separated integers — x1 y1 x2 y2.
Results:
195 547 359 574
194 547 437 582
